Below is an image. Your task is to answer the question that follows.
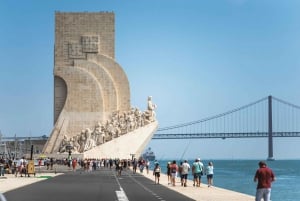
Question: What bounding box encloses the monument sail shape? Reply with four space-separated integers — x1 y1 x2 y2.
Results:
42 12 158 159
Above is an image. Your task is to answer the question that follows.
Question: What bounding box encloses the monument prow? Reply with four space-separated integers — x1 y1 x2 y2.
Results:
84 121 158 159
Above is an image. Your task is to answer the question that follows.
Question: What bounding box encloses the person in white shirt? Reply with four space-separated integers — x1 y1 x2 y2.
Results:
15 157 25 177
206 161 214 187
181 160 190 187
153 163 161 184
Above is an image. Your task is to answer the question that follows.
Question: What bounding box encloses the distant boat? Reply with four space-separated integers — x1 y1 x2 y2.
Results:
142 147 155 161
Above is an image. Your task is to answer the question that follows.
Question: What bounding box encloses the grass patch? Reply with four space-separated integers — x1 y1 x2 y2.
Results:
37 176 53 179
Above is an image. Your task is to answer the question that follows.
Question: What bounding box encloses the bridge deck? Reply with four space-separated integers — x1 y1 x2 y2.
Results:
153 132 300 139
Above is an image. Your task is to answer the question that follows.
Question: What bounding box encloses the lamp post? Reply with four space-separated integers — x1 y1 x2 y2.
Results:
65 144 73 168
130 153 135 161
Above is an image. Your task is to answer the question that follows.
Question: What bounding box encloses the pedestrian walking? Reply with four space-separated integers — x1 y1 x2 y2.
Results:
0 158 5 176
254 161 275 201
206 161 214 187
167 162 171 185
132 158 137 174
146 160 150 174
181 160 190 187
170 160 178 186
192 158 204 187
72 158 77 172
153 163 161 184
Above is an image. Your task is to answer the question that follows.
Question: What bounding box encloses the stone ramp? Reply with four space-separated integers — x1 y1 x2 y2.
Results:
83 121 158 159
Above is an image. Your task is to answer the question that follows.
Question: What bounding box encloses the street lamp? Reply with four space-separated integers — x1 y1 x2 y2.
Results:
130 153 135 161
65 144 73 168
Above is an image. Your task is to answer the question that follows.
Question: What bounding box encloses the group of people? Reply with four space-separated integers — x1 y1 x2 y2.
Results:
169 158 214 187
0 157 29 177
152 159 275 201
151 158 214 187
132 158 150 174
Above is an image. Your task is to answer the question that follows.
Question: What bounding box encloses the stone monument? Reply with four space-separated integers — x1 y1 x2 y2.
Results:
42 12 158 159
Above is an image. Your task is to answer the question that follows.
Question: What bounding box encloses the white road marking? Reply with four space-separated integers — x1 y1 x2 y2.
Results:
114 171 165 201
114 174 129 201
115 187 129 201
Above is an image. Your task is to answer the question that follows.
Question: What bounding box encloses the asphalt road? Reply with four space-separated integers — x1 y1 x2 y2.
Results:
3 168 195 201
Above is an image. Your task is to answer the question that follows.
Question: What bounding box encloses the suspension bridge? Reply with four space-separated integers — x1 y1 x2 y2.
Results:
153 95 300 160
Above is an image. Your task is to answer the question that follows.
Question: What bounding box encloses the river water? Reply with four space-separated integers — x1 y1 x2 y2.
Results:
153 159 300 201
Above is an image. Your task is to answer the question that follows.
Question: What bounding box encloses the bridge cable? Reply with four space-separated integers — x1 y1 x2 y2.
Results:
158 96 269 131
272 96 300 110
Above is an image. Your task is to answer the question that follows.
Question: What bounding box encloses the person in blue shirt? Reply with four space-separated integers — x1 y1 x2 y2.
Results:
206 161 214 187
192 158 204 187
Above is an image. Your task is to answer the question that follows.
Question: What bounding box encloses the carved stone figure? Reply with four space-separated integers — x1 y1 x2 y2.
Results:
84 128 96 151
127 112 135 132
78 130 86 153
71 136 80 153
57 96 157 153
59 135 69 153
145 96 157 123
93 122 102 145
101 131 106 144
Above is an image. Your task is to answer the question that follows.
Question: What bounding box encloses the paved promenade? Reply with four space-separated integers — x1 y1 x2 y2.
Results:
142 169 254 201
1 165 254 201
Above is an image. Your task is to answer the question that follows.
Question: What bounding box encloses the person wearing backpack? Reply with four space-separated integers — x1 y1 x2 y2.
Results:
192 158 204 187
169 160 178 186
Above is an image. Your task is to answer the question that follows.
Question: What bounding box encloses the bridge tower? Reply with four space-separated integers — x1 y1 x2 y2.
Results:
267 95 275 161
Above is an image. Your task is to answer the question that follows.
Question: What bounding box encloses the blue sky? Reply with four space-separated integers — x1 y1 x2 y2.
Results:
1 0 300 159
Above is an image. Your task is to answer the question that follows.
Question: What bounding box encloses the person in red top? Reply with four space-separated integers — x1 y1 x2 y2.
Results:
253 161 276 201
72 159 77 172
170 160 178 186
